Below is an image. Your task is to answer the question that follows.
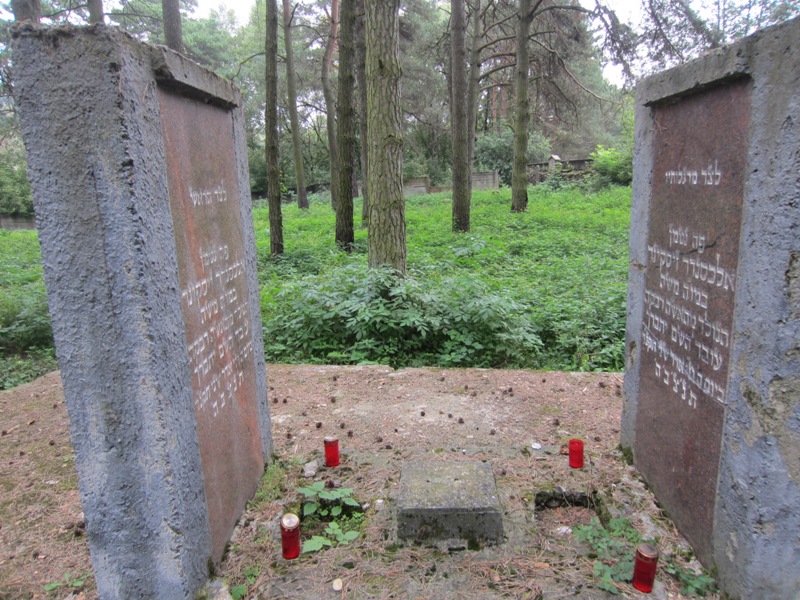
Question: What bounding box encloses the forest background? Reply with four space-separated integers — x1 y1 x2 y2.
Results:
0 0 797 389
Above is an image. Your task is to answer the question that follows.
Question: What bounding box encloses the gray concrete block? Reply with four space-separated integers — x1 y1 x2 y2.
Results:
397 460 504 545
11 24 272 599
623 16 800 599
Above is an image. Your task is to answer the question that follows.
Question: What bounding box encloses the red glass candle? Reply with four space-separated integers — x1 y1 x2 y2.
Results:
632 542 659 592
324 436 340 467
568 438 584 469
280 513 301 559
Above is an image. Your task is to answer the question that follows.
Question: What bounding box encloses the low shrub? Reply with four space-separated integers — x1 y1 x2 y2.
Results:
262 265 543 369
590 145 633 186
0 346 57 390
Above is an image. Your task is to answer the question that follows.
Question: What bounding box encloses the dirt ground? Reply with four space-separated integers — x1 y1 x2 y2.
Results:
0 365 717 599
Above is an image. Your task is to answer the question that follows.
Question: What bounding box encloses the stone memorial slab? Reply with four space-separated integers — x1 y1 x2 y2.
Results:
159 90 265 562
11 25 271 598
622 18 800 599
397 460 504 545
636 79 750 560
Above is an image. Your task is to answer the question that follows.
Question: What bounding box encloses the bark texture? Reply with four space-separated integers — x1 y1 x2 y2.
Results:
450 0 471 232
282 0 308 209
162 0 183 52
355 0 369 226
322 0 340 211
466 0 481 170
11 0 40 22
265 0 284 254
365 0 405 273
336 0 356 250
511 0 532 213
88 0 104 24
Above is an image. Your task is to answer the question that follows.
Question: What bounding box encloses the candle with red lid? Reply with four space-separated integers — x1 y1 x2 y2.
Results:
632 542 659 592
568 438 584 469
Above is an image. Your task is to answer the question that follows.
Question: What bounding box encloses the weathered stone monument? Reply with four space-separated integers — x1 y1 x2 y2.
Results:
397 460 504 545
11 26 272 598
622 18 800 599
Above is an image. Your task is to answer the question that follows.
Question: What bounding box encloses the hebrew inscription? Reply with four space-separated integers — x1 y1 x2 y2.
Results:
635 78 751 560
643 221 735 408
158 89 264 562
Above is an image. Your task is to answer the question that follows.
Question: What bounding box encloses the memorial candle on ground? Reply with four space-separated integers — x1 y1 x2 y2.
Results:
324 436 340 467
280 513 301 559
569 439 584 469
632 542 659 592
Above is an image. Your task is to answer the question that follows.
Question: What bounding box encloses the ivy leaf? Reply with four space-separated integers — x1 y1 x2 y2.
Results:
303 502 318 516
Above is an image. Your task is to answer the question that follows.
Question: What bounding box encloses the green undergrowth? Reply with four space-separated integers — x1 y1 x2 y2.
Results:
1 185 631 388
1 230 55 389
258 186 630 371
574 517 718 596
296 480 364 553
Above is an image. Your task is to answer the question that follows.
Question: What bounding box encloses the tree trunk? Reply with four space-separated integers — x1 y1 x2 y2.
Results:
355 0 370 226
511 0 532 213
466 0 481 170
88 0 104 24
451 0 471 232
282 0 308 209
322 0 340 211
11 0 40 22
336 0 356 250
265 0 284 255
162 0 183 52
365 0 405 274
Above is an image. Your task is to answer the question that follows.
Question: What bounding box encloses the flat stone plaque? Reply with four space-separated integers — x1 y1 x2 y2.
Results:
159 89 264 562
397 460 504 544
635 79 751 560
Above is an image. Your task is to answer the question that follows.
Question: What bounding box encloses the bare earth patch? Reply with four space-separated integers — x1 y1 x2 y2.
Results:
0 365 716 599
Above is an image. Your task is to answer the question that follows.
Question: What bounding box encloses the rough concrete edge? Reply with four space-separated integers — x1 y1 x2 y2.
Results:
636 32 754 107
626 16 800 600
711 16 800 600
151 46 241 108
10 24 214 599
619 83 655 452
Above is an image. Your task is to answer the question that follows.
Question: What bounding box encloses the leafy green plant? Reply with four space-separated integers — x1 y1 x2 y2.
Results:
43 571 88 593
0 143 33 217
573 517 642 594
297 481 361 518
296 481 363 553
303 520 361 552
229 565 260 600
574 517 718 596
663 558 718 596
590 145 633 186
262 265 543 369
0 284 53 353
0 346 58 391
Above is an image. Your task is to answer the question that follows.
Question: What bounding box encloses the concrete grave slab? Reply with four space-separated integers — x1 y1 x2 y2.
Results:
397 460 504 545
